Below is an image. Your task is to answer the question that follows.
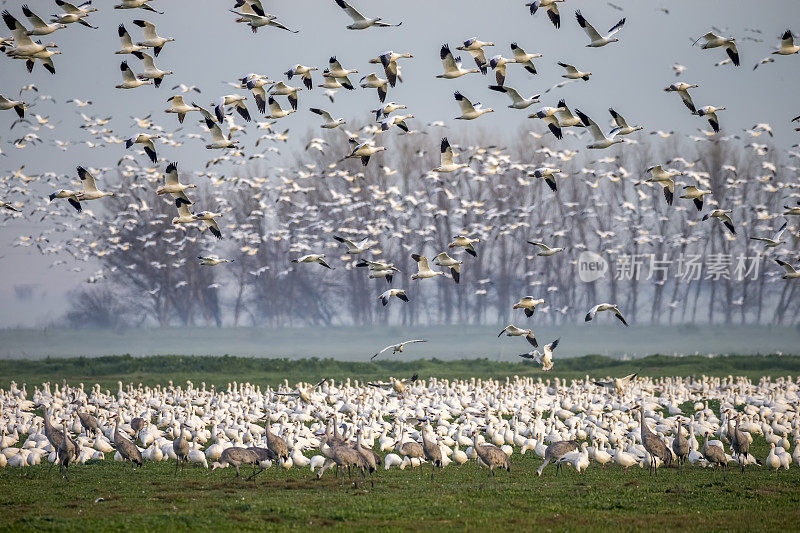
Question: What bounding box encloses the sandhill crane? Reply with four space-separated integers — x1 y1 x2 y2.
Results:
173 423 190 474
703 432 728 479
672 418 690 465
729 412 756 471
395 425 424 466
355 427 380 486
634 405 673 474
219 446 259 478
472 431 510 476
421 420 443 480
246 446 278 480
113 409 143 468
317 434 367 486
537 440 578 476
58 419 78 480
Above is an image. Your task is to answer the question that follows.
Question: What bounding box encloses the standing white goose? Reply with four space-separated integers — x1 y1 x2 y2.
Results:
585 303 628 326
157 162 196 206
694 31 740 66
488 85 540 109
132 19 172 56
453 91 493 120
456 38 494 74
434 137 467 173
410 254 444 280
437 45 479 79
510 42 542 74
575 109 623 149
575 10 625 47
333 0 401 30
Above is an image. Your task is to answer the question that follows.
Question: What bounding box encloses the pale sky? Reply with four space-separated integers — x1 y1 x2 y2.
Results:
1 0 799 326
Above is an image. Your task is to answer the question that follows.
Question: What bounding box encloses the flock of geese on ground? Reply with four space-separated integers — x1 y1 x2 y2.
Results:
1 374 799 484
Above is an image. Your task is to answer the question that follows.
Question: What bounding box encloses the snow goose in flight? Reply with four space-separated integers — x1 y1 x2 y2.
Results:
531 167 561 192
157 162 196 206
371 340 426 361
453 91 493 120
434 137 467 173
0 94 26 118
116 60 152 89
172 200 195 226
498 325 538 347
285 64 317 90
360 73 389 102
513 296 545 317
694 32 739 66
334 0 401 30
214 95 250 123
116 24 145 54
528 241 563 256
325 57 358 89
333 235 372 254
203 118 239 149
608 108 642 135
664 82 698 113
126 133 159 163
21 5 66 35
371 51 413 87
410 254 444 280
75 166 114 204
449 236 479 257
575 10 625 47
131 20 172 56
265 96 295 119
775 259 800 279
694 105 725 133
594 373 637 394
645 165 682 206
49 188 81 212
192 210 223 239
518 338 559 371
436 44 479 79
114 0 163 14
378 289 408 306
526 0 565 28
52 1 97 28
530 104 567 139
575 109 623 149
553 99 582 127
701 209 736 235
373 102 406 120
310 108 345 129
488 55 515 85
679 185 711 211
2 11 52 56
343 138 386 166
380 114 413 133
783 205 800 216
456 38 493 74
510 42 542 74
291 254 333 269
0 201 21 213
750 222 787 248
585 303 628 326
131 51 172 88
230 3 298 33
773 29 799 56
434 252 462 283
558 61 591 80
165 95 200 124
268 81 302 110
198 256 232 266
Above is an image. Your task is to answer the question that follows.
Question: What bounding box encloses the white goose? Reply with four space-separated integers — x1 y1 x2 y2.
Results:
694 105 725 133
165 95 200 124
530 104 567 139
324 57 358 89
114 0 163 14
664 82 698 112
512 296 545 317
558 61 591 80
291 254 333 269
116 60 152 89
131 19 172 56
371 51 413 87
518 338 559 371
434 137 467 173
531 167 561 192
21 5 66 35
453 91 493 120
132 51 172 88
378 289 409 306
436 44 479 79
126 133 159 163
773 29 799 56
116 24 145 54
645 165 682 206
360 73 389 103
694 31 739 66
192 210 223 240
285 64 318 90
585 303 628 326
575 10 625 47
265 96 295 119
0 94 25 118
488 55 514 85
456 38 494 74
679 185 712 211
701 209 736 235
775 259 800 279
527 240 563 256
434 252 462 284
51 0 97 28
343 138 386 166
575 109 623 149
230 3 298 33
214 95 250 123
750 222 787 248
334 0 401 30
498 325 538 347
75 166 115 205
203 118 239 149
157 162 196 206
410 254 444 280
269 81 302 110
526 0 565 28
310 108 345 129
608 108 642 135
510 42 542 74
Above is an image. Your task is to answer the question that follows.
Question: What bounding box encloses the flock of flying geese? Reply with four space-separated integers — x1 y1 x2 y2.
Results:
1 373 799 485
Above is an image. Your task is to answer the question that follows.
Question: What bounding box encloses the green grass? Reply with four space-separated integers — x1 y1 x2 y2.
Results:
1 439 798 532
2 353 800 390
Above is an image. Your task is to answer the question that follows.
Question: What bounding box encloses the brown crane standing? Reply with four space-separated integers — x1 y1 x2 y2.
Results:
43 408 66 473
472 431 510 477
672 417 690 466
355 427 380 486
246 446 278 480
703 432 728 480
635 405 673 474
263 412 289 466
537 440 579 476
316 434 367 487
173 423 190 474
57 419 78 481
421 422 442 480
219 447 260 479
113 408 143 468
729 412 756 472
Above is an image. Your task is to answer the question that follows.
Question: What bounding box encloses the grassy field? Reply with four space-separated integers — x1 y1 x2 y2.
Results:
1 438 798 532
2 354 800 531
